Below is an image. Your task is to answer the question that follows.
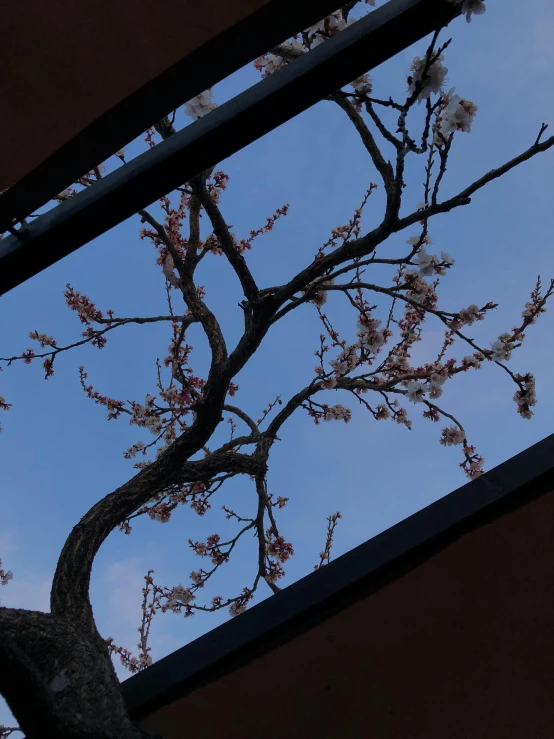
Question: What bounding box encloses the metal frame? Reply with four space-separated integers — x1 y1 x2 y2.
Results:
121 433 554 719
0 0 459 296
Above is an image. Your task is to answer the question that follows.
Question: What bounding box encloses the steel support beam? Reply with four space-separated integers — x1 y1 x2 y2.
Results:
0 0 459 296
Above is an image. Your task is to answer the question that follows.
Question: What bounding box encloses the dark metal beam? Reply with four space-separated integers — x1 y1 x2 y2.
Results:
0 0 459 297
0 0 348 234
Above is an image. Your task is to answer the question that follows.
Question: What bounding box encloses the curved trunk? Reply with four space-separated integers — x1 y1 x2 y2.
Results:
0 607 159 739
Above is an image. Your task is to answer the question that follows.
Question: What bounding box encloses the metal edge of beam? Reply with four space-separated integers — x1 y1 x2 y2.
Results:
121 433 554 719
0 0 460 296
0 0 359 234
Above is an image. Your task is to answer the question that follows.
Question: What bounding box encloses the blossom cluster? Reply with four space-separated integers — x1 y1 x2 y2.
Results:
265 532 295 563
130 394 163 435
357 315 386 353
404 369 448 404
329 343 359 377
446 0 486 23
323 404 352 422
404 40 478 143
449 303 485 330
304 13 356 49
413 246 455 276
305 208 550 480
253 6 375 99
105 637 152 673
305 275 335 306
440 426 466 446
189 533 229 566
161 252 180 287
28 330 57 349
184 88 217 121
490 332 517 362
513 373 536 420
409 53 448 102
79 366 125 422
265 559 286 584
228 588 254 617
434 90 479 144
166 584 195 612
461 444 485 477
64 284 106 324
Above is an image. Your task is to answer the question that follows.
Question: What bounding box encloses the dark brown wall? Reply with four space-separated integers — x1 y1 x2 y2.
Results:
140 487 554 738
0 0 270 192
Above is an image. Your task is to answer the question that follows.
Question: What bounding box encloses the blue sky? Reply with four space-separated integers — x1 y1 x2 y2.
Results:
1 0 553 726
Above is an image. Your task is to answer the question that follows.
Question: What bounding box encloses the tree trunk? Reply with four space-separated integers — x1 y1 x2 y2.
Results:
0 607 160 739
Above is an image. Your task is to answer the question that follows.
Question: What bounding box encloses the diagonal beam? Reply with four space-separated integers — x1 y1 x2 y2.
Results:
0 0 349 234
0 0 459 297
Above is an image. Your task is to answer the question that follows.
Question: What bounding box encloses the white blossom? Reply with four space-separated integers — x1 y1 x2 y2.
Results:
162 253 181 287
435 91 478 142
407 233 433 247
304 19 326 36
330 345 358 376
131 399 163 435
150 510 170 523
405 380 426 403
190 570 203 586
462 354 481 368
320 376 338 389
456 304 481 327
323 404 352 422
327 14 356 35
427 372 447 399
446 0 486 23
395 407 413 429
162 252 175 277
357 316 385 352
413 247 440 277
490 334 514 362
513 374 536 419
404 269 436 303
305 12 355 48
463 447 485 475
522 300 547 324
184 89 217 121
441 251 455 266
229 602 247 617
256 53 284 75
427 381 443 399
350 73 373 96
305 275 334 306
440 426 465 446
408 54 448 101
167 585 194 612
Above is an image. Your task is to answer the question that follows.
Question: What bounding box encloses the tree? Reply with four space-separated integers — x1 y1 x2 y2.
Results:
0 0 552 736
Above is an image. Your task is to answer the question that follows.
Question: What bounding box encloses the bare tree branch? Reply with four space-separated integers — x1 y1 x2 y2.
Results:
189 177 259 302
